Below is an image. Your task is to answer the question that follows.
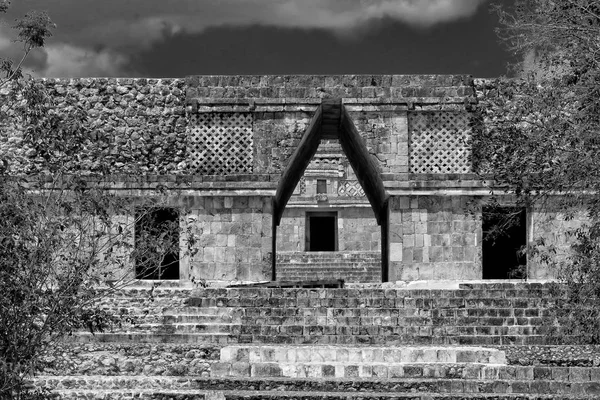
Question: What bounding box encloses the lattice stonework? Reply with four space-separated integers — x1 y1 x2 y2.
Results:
338 180 366 197
409 112 471 174
293 177 306 195
188 113 253 175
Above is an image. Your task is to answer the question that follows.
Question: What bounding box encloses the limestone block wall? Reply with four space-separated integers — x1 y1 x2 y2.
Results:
340 208 381 251
252 111 311 174
186 75 474 103
7 75 568 283
276 210 304 252
186 74 475 178
389 196 481 281
250 110 409 177
350 111 409 177
277 207 380 252
2 75 475 182
186 196 272 282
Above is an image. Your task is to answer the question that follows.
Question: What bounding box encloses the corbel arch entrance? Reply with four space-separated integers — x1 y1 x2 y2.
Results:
272 98 390 282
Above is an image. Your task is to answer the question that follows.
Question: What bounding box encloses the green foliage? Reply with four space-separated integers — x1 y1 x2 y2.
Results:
13 11 54 48
475 0 600 343
0 4 194 397
0 176 186 397
0 5 54 83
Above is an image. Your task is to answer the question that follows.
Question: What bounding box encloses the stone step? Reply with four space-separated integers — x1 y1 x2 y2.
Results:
40 342 219 376
277 268 380 273
277 260 381 264
70 332 233 344
277 275 380 284
164 307 239 317
234 316 545 326
219 346 506 365
68 332 547 346
232 324 544 335
277 269 379 275
163 314 240 324
276 263 381 267
212 362 598 381
46 389 207 400
44 389 584 400
189 288 553 301
277 253 381 260
226 324 545 337
134 323 241 334
36 375 600 394
221 391 592 400
232 308 544 320
212 362 507 379
277 252 381 259
240 334 545 346
277 258 381 263
186 296 553 309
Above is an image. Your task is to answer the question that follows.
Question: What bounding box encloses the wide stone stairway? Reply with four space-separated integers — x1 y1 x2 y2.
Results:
276 252 381 283
36 283 600 399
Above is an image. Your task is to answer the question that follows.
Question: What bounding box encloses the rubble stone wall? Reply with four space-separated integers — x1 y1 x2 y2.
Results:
1 78 187 175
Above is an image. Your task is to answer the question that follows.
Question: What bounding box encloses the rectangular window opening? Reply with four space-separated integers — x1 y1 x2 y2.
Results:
482 207 527 279
306 211 337 252
316 179 327 194
135 207 180 280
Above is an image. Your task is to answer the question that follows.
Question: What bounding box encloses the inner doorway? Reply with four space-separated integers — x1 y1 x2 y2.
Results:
306 212 337 251
482 207 527 279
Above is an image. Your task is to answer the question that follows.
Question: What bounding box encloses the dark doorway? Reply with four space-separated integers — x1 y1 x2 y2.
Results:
135 208 180 279
306 212 337 251
482 207 527 279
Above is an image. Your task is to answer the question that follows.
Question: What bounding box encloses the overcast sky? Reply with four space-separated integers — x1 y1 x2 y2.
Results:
1 0 516 78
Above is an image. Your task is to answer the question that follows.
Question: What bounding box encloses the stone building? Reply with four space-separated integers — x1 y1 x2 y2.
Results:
3 75 572 284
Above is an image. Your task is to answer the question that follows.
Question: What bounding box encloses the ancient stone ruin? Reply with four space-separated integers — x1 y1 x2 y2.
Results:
13 75 598 398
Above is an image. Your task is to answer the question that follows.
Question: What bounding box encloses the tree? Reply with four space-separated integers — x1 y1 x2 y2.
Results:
0 4 187 398
473 0 600 343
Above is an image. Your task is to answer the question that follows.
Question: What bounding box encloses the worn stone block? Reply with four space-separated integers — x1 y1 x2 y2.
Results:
251 363 282 377
571 367 591 382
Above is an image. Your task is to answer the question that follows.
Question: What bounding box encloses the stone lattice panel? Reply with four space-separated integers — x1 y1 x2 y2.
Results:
188 113 253 175
409 112 471 174
293 177 306 195
338 180 366 197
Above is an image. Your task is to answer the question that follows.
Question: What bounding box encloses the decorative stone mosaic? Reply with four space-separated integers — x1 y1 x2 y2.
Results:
409 112 471 174
292 177 306 195
338 180 366 197
188 113 253 175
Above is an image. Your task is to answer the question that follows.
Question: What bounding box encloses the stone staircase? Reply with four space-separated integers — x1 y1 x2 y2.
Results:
35 283 600 399
276 251 380 283
211 345 507 378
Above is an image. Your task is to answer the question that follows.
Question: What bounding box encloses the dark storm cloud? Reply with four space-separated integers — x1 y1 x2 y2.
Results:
2 0 489 77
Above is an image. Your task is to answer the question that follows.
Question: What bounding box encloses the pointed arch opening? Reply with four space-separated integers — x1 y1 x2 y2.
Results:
272 99 390 282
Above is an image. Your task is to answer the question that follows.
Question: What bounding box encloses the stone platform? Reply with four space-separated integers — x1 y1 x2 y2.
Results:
35 282 600 399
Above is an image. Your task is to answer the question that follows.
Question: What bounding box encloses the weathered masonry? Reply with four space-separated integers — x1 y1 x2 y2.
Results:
5 75 570 283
